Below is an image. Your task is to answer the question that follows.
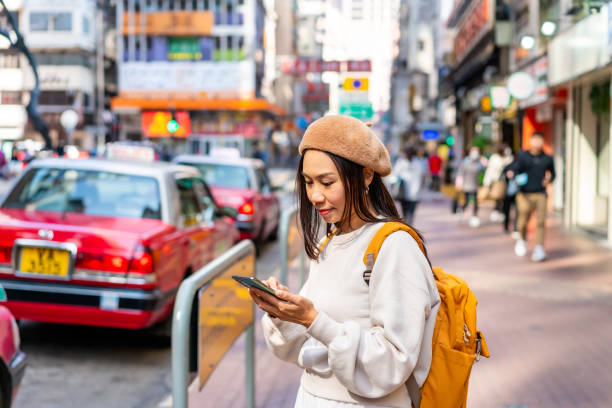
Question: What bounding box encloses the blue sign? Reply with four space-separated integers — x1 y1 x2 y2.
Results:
422 129 440 140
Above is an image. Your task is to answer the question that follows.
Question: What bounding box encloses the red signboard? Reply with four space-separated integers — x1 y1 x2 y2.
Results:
283 59 371 74
453 0 489 63
142 111 191 138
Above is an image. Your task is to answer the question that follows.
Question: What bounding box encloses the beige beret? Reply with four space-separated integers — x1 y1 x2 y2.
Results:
298 115 392 176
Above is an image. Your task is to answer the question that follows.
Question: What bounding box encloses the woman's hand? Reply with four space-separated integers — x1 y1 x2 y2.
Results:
249 277 318 328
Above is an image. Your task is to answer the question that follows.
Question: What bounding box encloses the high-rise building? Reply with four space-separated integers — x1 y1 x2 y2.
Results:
323 0 399 120
0 0 27 152
1 0 110 151
111 0 283 157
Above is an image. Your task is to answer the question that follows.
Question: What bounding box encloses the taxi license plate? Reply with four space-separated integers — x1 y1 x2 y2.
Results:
19 247 70 278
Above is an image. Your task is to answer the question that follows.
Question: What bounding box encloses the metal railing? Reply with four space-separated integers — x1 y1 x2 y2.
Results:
171 240 256 408
279 204 307 288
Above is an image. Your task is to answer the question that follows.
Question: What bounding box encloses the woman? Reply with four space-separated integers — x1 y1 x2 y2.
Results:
250 115 440 407
483 145 513 222
457 146 485 227
393 147 423 224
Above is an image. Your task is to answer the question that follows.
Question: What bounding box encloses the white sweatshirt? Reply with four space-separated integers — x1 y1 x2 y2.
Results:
262 222 440 407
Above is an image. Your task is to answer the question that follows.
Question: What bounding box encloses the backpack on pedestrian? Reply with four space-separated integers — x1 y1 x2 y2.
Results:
362 222 490 408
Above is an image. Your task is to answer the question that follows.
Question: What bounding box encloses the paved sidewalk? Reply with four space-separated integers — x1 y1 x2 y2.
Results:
184 199 612 408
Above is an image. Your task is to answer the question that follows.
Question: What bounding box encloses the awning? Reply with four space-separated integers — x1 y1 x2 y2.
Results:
111 97 286 116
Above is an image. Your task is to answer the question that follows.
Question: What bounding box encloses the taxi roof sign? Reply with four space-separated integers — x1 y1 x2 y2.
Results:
105 143 156 162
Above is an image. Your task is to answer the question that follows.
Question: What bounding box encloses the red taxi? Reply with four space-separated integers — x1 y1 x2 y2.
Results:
174 155 281 246
0 158 239 331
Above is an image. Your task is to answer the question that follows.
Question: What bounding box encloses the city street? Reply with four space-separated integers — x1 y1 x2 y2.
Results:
0 179 295 408
182 195 612 408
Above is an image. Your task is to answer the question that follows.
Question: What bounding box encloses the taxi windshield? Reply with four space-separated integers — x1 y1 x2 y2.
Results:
3 168 162 220
184 163 251 189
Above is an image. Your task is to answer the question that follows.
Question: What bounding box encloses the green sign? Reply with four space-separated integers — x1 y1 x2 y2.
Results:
339 102 373 120
168 38 202 60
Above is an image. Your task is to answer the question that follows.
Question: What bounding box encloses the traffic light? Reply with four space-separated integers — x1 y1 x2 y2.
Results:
446 136 455 146
167 117 180 134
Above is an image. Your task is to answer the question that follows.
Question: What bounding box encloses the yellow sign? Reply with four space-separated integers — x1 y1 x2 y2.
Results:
122 11 214 36
19 247 70 277
342 77 369 91
480 96 492 112
198 253 255 389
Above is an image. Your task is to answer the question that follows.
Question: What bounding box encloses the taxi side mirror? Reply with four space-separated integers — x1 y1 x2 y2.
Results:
217 206 238 220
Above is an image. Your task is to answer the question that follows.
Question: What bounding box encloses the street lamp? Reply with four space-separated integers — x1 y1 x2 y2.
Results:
519 34 536 50
540 20 557 37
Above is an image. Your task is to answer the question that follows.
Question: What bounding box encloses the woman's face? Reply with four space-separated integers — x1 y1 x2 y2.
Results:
302 150 346 225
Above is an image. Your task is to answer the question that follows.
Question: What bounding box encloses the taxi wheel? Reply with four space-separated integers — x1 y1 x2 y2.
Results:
0 362 11 408
268 225 278 242
148 316 172 347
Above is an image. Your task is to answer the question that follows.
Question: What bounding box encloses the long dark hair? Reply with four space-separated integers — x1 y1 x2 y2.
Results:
297 149 430 263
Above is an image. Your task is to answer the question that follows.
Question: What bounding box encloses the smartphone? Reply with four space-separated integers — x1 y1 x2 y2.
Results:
232 275 286 301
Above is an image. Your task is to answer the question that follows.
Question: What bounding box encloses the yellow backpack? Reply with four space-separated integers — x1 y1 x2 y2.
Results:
358 221 490 407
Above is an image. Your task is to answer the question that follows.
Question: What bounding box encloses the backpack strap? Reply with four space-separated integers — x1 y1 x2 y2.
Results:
362 222 426 406
317 228 339 255
362 222 425 284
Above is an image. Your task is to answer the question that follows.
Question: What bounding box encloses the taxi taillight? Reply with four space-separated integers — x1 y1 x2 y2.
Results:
76 252 129 273
239 202 255 215
0 245 11 264
128 245 154 274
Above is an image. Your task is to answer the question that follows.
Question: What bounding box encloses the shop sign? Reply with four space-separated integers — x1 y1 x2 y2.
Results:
489 85 511 109
519 56 548 108
549 7 609 86
507 72 536 100
121 11 214 36
168 38 201 61
142 111 191 138
119 61 255 94
283 59 370 74
453 0 491 64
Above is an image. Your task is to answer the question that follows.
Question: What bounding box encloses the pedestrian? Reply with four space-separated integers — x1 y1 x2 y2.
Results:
250 115 440 408
507 131 555 262
502 161 519 238
428 149 442 191
451 149 468 215
457 146 485 227
392 146 424 224
483 144 513 222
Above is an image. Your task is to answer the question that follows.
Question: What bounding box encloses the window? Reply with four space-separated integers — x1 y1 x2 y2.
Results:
3 168 162 220
34 53 92 67
0 91 21 105
29 12 72 32
0 53 20 68
176 178 202 227
39 91 75 106
83 15 90 34
52 13 72 31
183 163 251 189
30 12 49 31
192 178 218 223
255 169 271 194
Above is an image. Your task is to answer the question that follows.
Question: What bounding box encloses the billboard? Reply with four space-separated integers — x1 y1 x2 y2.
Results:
119 61 255 97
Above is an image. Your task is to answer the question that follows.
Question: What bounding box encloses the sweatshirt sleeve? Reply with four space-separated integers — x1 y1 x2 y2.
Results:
547 156 556 182
306 232 435 399
260 272 312 364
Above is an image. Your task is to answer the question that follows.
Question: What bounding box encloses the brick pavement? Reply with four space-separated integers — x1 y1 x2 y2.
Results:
185 198 612 408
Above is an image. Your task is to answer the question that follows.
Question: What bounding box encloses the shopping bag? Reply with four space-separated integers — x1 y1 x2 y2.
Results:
489 180 507 200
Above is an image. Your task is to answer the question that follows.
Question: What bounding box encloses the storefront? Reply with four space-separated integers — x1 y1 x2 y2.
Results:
548 5 612 242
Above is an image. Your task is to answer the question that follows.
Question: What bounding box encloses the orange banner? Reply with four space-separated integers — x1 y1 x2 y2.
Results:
122 11 213 36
